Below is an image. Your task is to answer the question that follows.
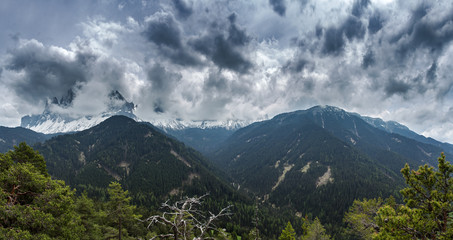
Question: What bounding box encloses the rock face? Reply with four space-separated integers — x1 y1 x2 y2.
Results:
21 90 138 134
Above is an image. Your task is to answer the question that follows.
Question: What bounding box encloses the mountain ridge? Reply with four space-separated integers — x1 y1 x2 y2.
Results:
209 105 448 234
33 115 239 202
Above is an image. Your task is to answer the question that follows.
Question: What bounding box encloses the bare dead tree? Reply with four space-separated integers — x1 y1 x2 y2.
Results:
142 194 232 240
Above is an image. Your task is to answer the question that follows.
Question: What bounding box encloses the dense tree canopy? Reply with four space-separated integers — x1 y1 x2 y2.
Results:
0 143 83 239
375 153 453 239
345 153 453 240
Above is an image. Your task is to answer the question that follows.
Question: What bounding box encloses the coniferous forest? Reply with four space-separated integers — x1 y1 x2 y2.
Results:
2 140 453 239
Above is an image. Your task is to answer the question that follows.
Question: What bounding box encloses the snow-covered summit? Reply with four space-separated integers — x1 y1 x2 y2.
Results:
21 90 138 134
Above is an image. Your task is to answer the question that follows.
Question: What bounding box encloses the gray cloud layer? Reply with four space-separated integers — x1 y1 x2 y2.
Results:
1 0 453 143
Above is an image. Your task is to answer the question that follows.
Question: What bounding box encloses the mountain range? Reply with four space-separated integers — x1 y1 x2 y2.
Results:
19 89 251 153
1 104 452 238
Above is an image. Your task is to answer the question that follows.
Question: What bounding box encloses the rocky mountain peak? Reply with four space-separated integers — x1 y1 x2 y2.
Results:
21 89 138 134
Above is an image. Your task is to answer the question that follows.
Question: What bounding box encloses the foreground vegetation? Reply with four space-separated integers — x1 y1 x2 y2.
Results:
1 143 452 239
344 153 453 239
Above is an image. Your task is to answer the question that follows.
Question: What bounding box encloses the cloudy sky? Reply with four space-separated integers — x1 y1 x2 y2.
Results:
1 0 453 143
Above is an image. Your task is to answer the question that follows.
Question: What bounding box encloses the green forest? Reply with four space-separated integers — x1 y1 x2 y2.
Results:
1 143 453 239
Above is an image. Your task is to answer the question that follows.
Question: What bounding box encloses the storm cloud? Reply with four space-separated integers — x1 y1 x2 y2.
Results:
143 11 200 66
146 63 182 114
172 0 193 19
5 39 91 103
269 0 286 16
189 13 252 73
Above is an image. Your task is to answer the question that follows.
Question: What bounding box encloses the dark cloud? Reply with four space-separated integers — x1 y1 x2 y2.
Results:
397 15 453 59
362 49 375 69
202 71 251 97
172 0 193 19
153 102 164 113
315 24 323 39
269 0 286 16
426 61 437 84
389 4 429 44
146 63 182 113
143 13 182 49
147 63 181 91
159 46 202 66
211 36 252 73
204 72 228 91
189 15 252 73
191 35 212 55
391 3 453 60
227 13 250 46
351 0 370 17
283 58 309 73
321 12 366 56
385 79 411 96
5 40 92 103
322 26 345 55
143 12 200 66
303 78 315 91
343 16 366 41
368 11 384 34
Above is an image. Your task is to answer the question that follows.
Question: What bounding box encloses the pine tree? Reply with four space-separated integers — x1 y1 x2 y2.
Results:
0 143 84 239
107 181 141 240
375 153 453 239
5 142 48 176
301 218 331 240
279 221 296 240
74 192 103 240
344 198 383 239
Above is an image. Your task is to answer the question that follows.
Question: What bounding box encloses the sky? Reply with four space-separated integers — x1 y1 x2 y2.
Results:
1 0 453 143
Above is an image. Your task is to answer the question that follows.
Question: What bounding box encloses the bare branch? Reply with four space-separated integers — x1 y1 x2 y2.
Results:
142 194 232 240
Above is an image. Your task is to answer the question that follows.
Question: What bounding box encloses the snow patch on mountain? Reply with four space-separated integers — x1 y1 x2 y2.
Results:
21 90 139 134
21 89 252 134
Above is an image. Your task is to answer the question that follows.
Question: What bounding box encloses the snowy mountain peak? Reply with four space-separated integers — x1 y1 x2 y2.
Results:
149 119 253 131
21 90 138 134
44 89 75 111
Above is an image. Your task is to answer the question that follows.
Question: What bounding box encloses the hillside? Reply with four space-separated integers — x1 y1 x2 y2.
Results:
210 106 447 232
0 126 50 153
34 116 239 205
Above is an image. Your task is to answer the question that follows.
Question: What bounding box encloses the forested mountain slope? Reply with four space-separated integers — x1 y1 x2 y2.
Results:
0 126 50 153
34 116 239 207
210 105 446 231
